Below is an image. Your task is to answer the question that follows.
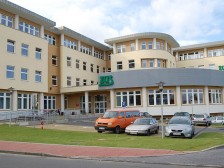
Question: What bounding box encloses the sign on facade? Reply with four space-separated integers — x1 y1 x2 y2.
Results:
99 75 114 87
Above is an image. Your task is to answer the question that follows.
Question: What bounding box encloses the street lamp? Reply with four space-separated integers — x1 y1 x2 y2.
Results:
156 82 165 139
8 87 14 127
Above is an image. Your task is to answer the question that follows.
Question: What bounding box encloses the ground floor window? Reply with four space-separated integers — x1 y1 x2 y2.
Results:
95 95 107 113
44 96 56 110
116 91 141 107
181 89 204 104
209 89 222 104
18 94 31 110
148 89 175 105
0 93 11 109
80 96 91 113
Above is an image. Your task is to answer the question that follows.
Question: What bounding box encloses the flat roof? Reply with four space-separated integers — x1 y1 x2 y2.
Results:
105 32 180 48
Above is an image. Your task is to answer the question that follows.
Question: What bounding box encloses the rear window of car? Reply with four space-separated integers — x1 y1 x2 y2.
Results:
194 114 204 118
169 118 191 125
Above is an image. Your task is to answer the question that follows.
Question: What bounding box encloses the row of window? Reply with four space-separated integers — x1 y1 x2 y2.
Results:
45 34 56 45
115 89 222 107
19 21 39 37
0 13 13 28
117 41 171 53
0 93 56 110
6 65 42 82
181 64 216 70
67 77 96 87
7 39 42 59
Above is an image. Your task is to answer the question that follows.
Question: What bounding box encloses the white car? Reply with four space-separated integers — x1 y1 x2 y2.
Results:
125 118 159 136
211 116 224 125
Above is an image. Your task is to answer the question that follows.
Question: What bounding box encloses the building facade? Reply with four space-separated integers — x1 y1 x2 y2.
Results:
0 0 224 117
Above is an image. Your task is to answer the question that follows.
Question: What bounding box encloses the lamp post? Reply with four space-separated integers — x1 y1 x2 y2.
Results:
156 82 165 139
8 87 14 127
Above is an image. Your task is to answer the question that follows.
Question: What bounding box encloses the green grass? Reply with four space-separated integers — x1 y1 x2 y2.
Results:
210 123 224 128
0 124 223 151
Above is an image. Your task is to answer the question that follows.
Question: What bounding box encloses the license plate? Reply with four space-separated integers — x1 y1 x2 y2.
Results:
173 132 181 135
99 127 105 130
130 131 138 134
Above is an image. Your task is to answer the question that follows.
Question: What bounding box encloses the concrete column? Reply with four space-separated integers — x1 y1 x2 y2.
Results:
78 40 81 51
142 87 147 111
60 94 65 112
104 51 106 60
85 92 89 113
12 90 17 112
15 15 19 30
39 93 44 114
204 48 208 58
165 41 168 51
154 58 158 68
110 90 114 110
113 43 116 54
92 46 95 56
135 39 138 50
175 52 179 61
60 34 64 46
40 25 44 38
176 86 181 112
204 86 210 115
153 38 157 49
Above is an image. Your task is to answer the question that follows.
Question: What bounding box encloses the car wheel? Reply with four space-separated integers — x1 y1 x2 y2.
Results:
206 122 209 127
98 131 102 133
114 126 120 134
147 129 150 136
155 127 159 134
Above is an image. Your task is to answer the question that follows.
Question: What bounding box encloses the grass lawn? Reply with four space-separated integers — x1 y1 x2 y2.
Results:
0 124 223 151
210 123 224 128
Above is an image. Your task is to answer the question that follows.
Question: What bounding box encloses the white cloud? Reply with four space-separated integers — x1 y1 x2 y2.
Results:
9 0 224 46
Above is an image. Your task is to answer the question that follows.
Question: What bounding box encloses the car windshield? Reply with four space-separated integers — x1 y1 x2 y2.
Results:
169 118 191 125
194 114 204 118
102 111 118 119
133 118 151 125
174 112 189 116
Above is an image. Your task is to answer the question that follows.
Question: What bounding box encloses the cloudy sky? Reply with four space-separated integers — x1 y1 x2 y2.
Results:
9 0 224 46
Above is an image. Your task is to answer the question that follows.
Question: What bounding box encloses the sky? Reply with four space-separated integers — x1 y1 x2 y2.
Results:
9 0 224 46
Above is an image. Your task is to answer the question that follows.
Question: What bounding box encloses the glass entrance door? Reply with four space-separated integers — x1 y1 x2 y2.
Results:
94 95 107 113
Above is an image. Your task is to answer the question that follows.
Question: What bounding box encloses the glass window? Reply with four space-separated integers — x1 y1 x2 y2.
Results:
83 79 87 86
97 66 100 73
76 78 80 86
141 42 146 50
156 42 160 49
130 43 135 51
83 62 86 70
0 93 11 110
67 57 71 67
149 59 154 67
148 89 175 105
181 89 204 105
52 75 57 86
209 89 222 104
67 76 71 86
107 68 111 72
141 59 147 68
7 40 15 53
35 48 41 59
21 44 28 56
129 60 135 69
44 96 56 110
209 64 215 70
117 61 122 70
35 71 41 82
76 59 79 69
18 94 31 110
52 55 58 65
21 68 28 80
148 41 153 49
91 64 94 72
117 45 126 53
45 34 56 45
6 65 14 79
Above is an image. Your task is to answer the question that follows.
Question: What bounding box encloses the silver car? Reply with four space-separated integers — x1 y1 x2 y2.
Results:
125 118 159 136
165 116 195 139
211 116 224 125
192 113 211 126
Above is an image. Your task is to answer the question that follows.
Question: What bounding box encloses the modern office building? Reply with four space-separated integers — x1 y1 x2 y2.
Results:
0 0 224 117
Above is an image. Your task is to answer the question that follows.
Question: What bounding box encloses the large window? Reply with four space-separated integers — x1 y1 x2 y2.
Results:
35 71 42 82
67 57 71 67
21 68 28 80
94 51 103 59
18 94 31 110
80 96 92 113
44 96 56 110
52 55 58 66
6 65 14 79
52 75 57 86
129 60 135 69
130 43 135 51
117 45 126 53
44 34 56 45
90 64 94 72
97 66 100 73
0 93 11 109
148 90 175 105
181 89 204 105
76 59 79 69
208 49 224 57
83 62 86 71
0 14 13 27
21 44 28 56
209 89 222 104
117 61 123 70
141 42 146 50
178 51 204 61
64 39 77 50
67 76 71 86
116 91 141 107
35 48 41 60
148 41 153 49
83 79 87 86
7 40 15 53
81 46 91 55
19 21 39 36
76 78 80 86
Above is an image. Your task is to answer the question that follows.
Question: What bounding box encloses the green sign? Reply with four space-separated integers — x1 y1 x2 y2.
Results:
99 75 114 87
219 66 224 71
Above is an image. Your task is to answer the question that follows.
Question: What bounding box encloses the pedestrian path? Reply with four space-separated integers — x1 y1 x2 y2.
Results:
0 141 185 158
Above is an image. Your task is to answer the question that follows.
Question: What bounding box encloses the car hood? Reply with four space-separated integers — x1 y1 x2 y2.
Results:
126 125 150 130
166 124 191 130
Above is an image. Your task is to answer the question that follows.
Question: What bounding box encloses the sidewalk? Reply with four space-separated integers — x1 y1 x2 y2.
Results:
0 141 185 158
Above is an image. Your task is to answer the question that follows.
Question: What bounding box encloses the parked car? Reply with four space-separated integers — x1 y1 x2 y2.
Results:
140 111 151 118
95 109 140 134
174 112 191 118
211 116 224 125
125 118 159 135
192 113 211 126
165 116 195 139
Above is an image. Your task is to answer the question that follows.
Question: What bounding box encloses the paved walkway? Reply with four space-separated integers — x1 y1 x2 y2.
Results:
0 141 185 158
